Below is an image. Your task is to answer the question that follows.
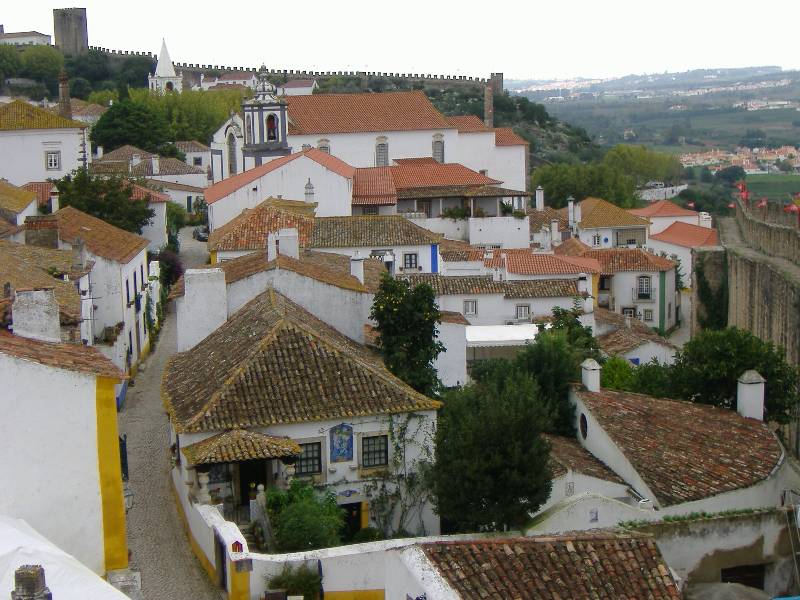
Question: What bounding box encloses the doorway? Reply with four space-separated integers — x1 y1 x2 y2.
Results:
237 459 268 506
341 502 362 542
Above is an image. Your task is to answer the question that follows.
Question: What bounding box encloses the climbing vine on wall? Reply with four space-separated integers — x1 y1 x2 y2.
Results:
694 257 728 330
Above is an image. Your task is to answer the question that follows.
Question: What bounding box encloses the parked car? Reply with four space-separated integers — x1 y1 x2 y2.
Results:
192 226 209 242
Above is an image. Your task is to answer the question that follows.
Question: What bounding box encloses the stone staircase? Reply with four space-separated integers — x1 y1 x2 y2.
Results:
238 522 258 550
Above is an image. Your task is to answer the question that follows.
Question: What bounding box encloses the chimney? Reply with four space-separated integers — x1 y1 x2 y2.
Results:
304 178 315 203
57 68 71 120
24 215 60 249
581 358 601 392
12 288 62 343
96 145 104 159
267 232 278 262
483 84 494 128
49 187 59 213
350 251 365 284
550 219 560 245
131 153 141 167
11 565 52 600
540 225 552 252
624 315 632 329
574 201 582 226
567 197 575 228
276 228 299 259
535 185 544 212
737 370 765 420
151 155 160 175
176 269 227 352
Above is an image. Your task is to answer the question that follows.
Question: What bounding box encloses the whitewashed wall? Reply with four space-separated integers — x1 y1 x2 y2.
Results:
452 131 495 176
647 214 699 235
434 292 577 326
314 244 438 274
434 321 467 387
536 472 631 517
491 144 527 192
468 216 530 248
0 128 89 185
141 202 167 251
647 239 692 282
621 340 676 366
148 171 208 190
527 493 658 536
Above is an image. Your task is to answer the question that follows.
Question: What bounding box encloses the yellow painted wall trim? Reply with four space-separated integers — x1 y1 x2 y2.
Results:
592 273 599 302
209 250 217 265
96 376 128 572
229 559 250 600
170 478 217 582
360 501 369 529
325 591 385 600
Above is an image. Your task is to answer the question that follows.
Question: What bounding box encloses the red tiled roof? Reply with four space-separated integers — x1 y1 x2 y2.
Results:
21 182 55 208
207 198 315 252
650 222 719 248
421 534 680 599
630 199 698 218
0 330 124 380
282 79 316 88
49 207 148 263
597 327 677 356
582 248 675 274
494 127 528 146
128 183 169 203
576 387 783 506
554 237 591 256
545 434 624 483
205 148 354 204
176 140 210 153
99 145 155 162
504 250 600 275
352 167 397 205
444 115 490 133
579 197 650 229
527 206 569 234
286 91 452 135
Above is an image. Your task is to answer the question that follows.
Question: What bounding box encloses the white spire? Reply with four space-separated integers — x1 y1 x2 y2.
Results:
155 39 176 77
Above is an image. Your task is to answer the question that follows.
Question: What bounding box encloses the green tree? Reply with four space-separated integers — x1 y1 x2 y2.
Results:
432 370 553 531
90 100 171 153
55 169 155 234
20 45 64 84
69 77 92 100
531 162 638 208
0 46 22 81
699 166 713 183
66 48 110 84
116 55 155 88
370 275 444 395
267 481 343 551
602 145 684 187
715 166 746 186
601 356 635 391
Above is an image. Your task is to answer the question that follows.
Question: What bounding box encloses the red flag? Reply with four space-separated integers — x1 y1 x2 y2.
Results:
741 190 750 203
784 203 800 213
756 198 768 209
686 201 696 209
735 181 746 193
728 202 736 209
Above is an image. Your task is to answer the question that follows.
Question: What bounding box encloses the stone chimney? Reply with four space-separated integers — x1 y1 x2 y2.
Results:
581 358 601 393
48 187 60 213
151 155 160 175
737 370 766 420
350 251 365 284
535 186 544 212
12 288 62 343
57 68 72 120
24 215 60 249
176 269 227 352
267 232 278 262
96 145 104 159
574 201 582 226
567 197 575 229
11 565 52 600
277 228 299 259
483 85 494 128
550 219 560 245
131 153 141 167
540 226 552 252
304 178 315 203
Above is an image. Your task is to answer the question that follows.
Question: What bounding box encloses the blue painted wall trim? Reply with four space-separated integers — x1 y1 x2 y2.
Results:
431 244 439 273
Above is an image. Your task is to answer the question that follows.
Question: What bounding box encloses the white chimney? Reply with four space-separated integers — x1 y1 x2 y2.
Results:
151 156 160 175
131 153 141 167
574 201 582 226
350 251 365 284
550 219 560 246
540 225 552 252
277 228 299 259
267 232 278 262
96 145 104 159
577 273 589 295
568 197 575 228
581 358 601 392
535 185 544 212
176 269 227 352
49 188 60 213
737 370 765 420
304 178 315 203
11 288 61 343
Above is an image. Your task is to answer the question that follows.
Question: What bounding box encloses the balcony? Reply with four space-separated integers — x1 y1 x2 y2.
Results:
632 288 655 303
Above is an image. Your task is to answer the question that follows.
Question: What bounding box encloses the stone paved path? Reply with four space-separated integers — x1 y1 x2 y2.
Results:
119 299 221 599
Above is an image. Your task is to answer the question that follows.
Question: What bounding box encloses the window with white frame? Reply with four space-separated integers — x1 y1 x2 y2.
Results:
375 137 389 166
193 156 202 166
317 139 331 154
622 307 636 318
296 442 322 475
591 233 602 247
643 309 653 321
464 300 478 316
361 435 388 468
637 275 652 299
516 305 530 320
432 134 445 163
403 253 418 270
45 151 61 170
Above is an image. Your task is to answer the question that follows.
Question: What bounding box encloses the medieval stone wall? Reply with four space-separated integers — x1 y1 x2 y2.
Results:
736 201 800 268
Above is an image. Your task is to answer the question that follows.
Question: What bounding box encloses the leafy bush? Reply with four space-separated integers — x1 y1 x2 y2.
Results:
441 206 470 220
151 249 183 287
267 481 344 552
267 564 321 600
352 527 384 543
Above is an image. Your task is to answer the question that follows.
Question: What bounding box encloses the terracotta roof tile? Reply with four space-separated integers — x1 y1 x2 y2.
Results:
493 127 528 146
47 207 148 263
98 145 155 162
421 534 680 599
286 91 452 135
579 197 650 229
444 115 490 133
352 167 397 205
144 179 205 194
503 250 600 275
399 273 579 299
0 180 37 214
554 237 591 256
527 206 569 234
650 222 719 248
630 199 699 218
181 429 300 465
0 220 19 238
597 327 676 356
545 434 625 483
128 182 169 203
282 79 316 88
162 290 440 433
0 330 124 380
21 182 56 208
582 248 675 274
0 100 85 131
132 158 204 177
576 387 783 506
440 310 470 325
208 198 315 252
310 216 441 248
176 140 210 153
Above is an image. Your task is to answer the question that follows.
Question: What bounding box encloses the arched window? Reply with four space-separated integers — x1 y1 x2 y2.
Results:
246 115 252 144
266 114 278 142
165 81 174 92
227 133 237 176
317 139 331 154
637 275 652 300
432 134 444 163
375 137 389 167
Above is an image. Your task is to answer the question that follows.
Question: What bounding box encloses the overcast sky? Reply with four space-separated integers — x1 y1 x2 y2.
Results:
4 1 799 81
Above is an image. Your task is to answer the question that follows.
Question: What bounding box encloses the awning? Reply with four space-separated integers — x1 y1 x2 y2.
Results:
465 324 546 347
181 429 301 465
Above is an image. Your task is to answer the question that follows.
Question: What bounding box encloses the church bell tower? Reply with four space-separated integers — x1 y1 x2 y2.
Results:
241 65 291 166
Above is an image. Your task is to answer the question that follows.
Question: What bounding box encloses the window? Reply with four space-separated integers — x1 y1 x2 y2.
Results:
516 305 530 320
186 196 193 213
193 156 202 166
403 253 418 270
362 205 378 215
266 114 278 141
637 275 652 300
125 279 130 304
591 233 602 247
45 151 61 171
227 133 237 175
361 435 388 468
140 265 145 290
432 134 444 163
375 137 389 166
296 442 322 475
579 414 588 439
622 307 636 318
599 276 612 291
479 169 488 176
246 115 252 144
317 139 331 154
643 309 653 322
464 300 478 316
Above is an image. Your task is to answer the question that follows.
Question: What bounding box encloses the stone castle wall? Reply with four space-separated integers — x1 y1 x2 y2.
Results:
736 200 800 268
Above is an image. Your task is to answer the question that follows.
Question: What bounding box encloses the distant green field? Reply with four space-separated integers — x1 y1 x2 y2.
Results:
746 174 800 201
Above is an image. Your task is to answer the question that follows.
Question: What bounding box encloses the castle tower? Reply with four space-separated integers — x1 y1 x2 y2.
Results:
241 65 291 167
148 39 183 93
53 8 88 56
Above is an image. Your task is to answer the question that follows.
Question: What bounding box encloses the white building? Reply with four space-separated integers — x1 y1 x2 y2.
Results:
93 149 207 190
0 298 127 576
276 78 318 96
647 221 720 281
128 182 168 251
0 100 89 186
177 140 212 178
571 197 649 249
197 70 257 91
148 39 183 93
630 199 708 235
144 178 206 214
0 29 50 46
0 179 38 228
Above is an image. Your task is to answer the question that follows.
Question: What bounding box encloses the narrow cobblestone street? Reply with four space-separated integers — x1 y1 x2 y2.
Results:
118 228 220 600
